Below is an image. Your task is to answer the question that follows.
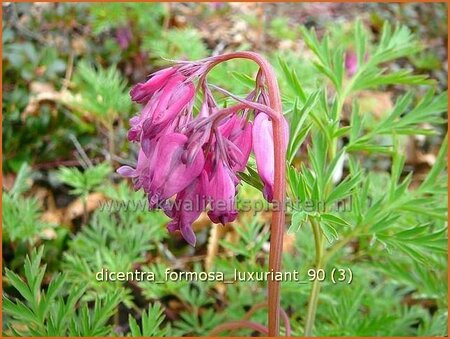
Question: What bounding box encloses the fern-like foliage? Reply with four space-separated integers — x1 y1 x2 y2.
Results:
70 61 131 126
128 303 169 337
56 162 112 199
3 247 121 336
146 29 208 64
3 164 54 244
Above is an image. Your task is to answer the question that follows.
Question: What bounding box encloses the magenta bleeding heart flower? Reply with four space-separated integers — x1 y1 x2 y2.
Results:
253 112 289 202
118 54 289 246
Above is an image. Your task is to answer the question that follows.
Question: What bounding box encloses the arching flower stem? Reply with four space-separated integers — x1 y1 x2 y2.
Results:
202 52 286 337
208 320 269 336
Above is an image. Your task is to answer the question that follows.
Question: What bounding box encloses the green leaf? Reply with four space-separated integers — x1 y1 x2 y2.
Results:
333 126 352 139
378 225 448 264
238 166 264 191
288 210 308 234
347 143 393 154
326 172 361 204
332 47 344 90
287 93 317 164
420 133 448 192
5 268 34 303
128 315 142 337
320 213 351 227
321 222 339 243
353 69 433 90
140 303 168 336
10 163 32 197
295 171 310 202
349 101 362 142
278 57 306 102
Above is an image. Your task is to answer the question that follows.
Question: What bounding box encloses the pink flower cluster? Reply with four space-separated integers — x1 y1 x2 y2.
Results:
118 56 288 246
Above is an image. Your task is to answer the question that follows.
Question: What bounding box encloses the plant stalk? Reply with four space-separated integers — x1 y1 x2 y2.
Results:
209 320 269 336
303 77 352 336
304 218 325 336
204 52 286 336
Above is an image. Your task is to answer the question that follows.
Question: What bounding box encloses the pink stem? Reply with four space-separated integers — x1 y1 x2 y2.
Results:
208 320 269 336
243 302 291 336
203 52 286 337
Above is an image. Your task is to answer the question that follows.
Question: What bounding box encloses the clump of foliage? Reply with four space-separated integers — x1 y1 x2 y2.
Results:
3 164 52 246
3 247 122 336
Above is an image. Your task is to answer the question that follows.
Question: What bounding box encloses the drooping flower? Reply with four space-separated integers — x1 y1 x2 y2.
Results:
129 73 195 142
218 115 252 172
130 67 177 104
207 161 238 225
166 171 208 246
252 112 289 202
144 133 205 208
118 54 290 246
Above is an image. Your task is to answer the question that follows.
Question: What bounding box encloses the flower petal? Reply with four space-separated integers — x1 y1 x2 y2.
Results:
252 113 289 202
117 166 136 177
130 67 177 104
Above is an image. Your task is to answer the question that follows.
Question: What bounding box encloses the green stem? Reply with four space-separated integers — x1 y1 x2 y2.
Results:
311 217 322 261
307 226 369 334
304 218 325 336
304 81 349 335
